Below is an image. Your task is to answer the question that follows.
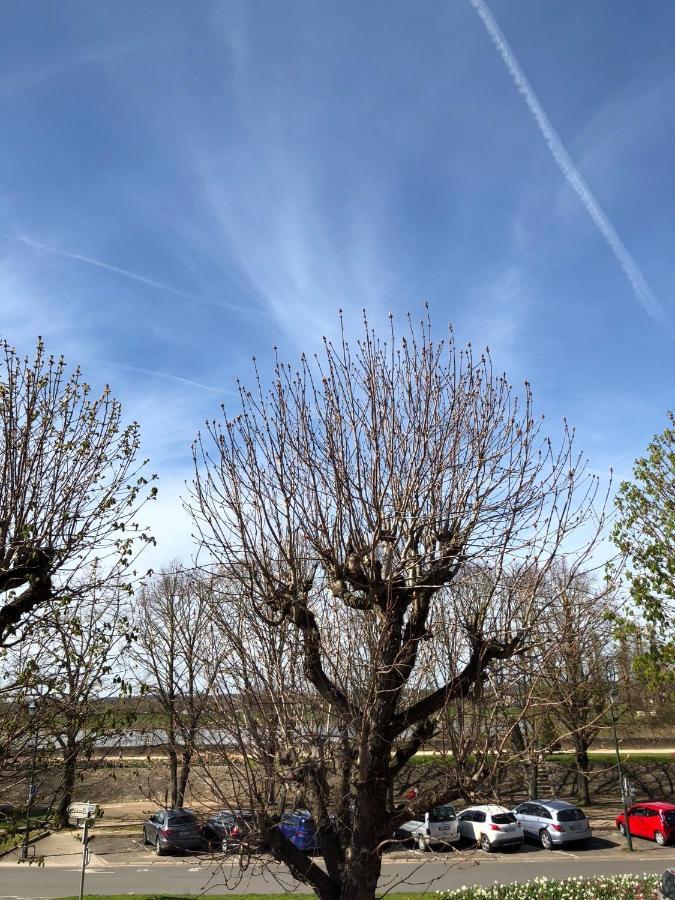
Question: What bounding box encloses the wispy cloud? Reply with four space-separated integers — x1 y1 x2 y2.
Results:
111 362 235 396
469 0 671 332
0 233 254 315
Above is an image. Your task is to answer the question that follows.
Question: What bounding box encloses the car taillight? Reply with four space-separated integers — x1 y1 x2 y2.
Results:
231 826 240 836
489 824 501 831
160 828 175 836
551 825 564 833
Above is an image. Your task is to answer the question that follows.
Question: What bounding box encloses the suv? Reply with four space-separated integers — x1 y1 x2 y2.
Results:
399 804 460 851
512 800 592 849
278 810 318 853
457 805 523 852
143 808 203 855
616 802 675 846
202 809 254 851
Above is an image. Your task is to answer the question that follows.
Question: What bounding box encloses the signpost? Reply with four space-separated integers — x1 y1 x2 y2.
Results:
67 802 100 900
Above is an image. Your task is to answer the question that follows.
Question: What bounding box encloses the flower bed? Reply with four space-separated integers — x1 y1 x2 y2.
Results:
439 873 661 899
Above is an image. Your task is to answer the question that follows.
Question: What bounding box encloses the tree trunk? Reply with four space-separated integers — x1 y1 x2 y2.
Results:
528 757 539 800
177 746 192 808
574 739 591 805
167 739 178 808
55 738 78 829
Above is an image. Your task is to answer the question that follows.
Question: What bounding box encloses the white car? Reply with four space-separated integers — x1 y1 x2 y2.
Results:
457 804 524 852
399 804 460 851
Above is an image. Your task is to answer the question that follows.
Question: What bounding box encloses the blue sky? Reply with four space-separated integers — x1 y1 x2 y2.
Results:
1 0 673 565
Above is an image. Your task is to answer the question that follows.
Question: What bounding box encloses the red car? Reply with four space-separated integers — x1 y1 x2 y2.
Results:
615 802 675 846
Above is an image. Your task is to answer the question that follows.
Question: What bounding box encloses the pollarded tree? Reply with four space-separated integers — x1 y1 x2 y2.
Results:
612 413 674 686
534 568 616 805
0 338 156 646
131 565 220 809
189 312 606 900
33 580 135 828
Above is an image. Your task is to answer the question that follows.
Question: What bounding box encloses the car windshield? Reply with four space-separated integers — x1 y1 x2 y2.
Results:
663 811 675 825
492 813 517 825
168 815 197 826
429 806 456 822
557 808 586 822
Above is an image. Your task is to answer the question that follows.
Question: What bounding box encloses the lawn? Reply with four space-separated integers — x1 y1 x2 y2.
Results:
56 895 429 900
408 751 674 765
56 878 666 900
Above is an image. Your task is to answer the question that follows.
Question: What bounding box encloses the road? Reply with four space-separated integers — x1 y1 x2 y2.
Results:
1 835 674 899
1 856 675 898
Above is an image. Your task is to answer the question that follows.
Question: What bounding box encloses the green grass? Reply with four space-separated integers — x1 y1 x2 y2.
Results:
546 751 674 764
408 751 674 765
56 895 431 899
0 825 47 854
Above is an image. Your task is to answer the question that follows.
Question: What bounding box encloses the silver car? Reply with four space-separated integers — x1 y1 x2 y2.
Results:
511 800 592 849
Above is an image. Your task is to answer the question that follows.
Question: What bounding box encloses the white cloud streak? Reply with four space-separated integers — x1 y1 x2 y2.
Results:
469 0 670 331
111 361 235 395
0 233 253 315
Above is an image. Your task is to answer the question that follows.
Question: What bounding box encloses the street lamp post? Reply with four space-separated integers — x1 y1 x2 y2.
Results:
608 678 633 852
20 700 39 861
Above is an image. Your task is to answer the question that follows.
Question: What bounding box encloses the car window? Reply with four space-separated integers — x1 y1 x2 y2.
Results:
168 814 197 826
535 806 552 819
643 809 658 818
557 808 585 822
492 813 517 825
473 811 486 823
518 804 534 815
429 805 456 822
458 810 473 821
630 807 645 817
663 811 675 825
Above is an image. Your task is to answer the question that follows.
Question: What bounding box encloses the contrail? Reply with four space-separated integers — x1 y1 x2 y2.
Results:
469 0 669 330
1 232 254 315
112 362 235 395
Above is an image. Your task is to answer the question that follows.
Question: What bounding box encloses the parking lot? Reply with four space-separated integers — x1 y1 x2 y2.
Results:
77 827 675 866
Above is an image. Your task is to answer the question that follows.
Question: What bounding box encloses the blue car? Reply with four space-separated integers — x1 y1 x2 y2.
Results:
278 810 318 853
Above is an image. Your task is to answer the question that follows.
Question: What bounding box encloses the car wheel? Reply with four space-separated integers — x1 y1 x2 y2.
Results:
540 829 553 850
618 822 627 836
416 835 428 851
155 837 166 856
655 831 665 846
480 834 492 852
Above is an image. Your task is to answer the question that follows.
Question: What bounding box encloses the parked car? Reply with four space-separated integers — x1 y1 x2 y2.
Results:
142 808 203 856
278 810 318 853
511 800 592 849
202 809 254 851
457 805 523 852
616 802 675 846
399 804 460 851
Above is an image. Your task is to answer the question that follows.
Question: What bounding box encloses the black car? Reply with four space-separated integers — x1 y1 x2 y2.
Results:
202 809 254 852
143 808 203 855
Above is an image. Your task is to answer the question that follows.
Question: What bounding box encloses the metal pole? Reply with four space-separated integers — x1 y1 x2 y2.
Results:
20 713 39 860
78 818 89 900
610 692 633 851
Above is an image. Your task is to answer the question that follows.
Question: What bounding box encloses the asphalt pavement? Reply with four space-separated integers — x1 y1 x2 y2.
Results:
1 831 674 898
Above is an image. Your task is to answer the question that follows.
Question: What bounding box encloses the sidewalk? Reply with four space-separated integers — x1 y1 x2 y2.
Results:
0 829 107 868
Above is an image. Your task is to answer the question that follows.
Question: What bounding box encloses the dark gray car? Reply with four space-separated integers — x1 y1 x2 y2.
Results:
143 808 204 855
511 800 592 849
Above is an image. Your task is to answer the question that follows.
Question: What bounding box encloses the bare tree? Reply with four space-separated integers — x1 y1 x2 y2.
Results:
131 565 219 809
0 338 155 647
189 313 607 900
28 579 134 828
536 568 616 805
